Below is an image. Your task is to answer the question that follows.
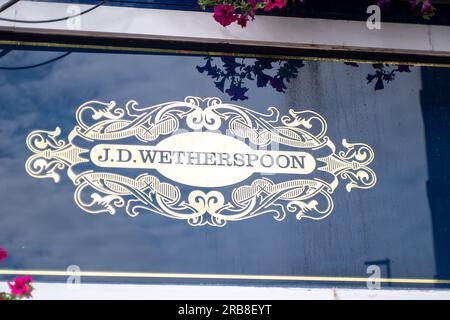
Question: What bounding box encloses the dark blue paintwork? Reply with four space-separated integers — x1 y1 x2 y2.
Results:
0 46 449 288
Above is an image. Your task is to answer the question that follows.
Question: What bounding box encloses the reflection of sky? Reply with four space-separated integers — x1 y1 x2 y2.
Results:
0 48 437 285
285 62 434 279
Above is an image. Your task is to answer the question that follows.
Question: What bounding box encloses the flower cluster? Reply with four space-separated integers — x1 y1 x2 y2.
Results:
200 0 436 28
0 247 34 301
0 248 7 262
378 0 436 19
199 0 300 27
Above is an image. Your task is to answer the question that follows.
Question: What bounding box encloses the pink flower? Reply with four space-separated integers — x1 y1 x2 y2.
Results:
7 276 33 296
213 4 237 27
377 0 391 11
247 0 260 18
421 0 433 15
0 247 7 262
264 0 286 11
237 14 249 28
409 0 420 8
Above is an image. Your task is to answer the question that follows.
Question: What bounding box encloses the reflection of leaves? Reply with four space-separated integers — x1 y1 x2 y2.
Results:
198 58 412 97
225 81 249 101
344 62 359 68
346 62 411 91
197 57 305 101
367 64 411 90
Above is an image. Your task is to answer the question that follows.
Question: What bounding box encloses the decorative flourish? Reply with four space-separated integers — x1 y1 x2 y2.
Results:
25 127 88 183
0 248 7 262
197 57 305 101
25 97 376 227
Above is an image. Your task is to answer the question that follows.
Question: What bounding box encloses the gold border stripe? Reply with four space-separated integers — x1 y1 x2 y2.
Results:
0 270 449 284
1 40 450 68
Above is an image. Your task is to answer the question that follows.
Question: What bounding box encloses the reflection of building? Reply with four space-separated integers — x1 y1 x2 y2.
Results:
421 67 450 282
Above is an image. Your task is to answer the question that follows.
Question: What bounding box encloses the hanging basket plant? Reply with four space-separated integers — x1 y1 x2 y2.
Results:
198 0 295 27
385 0 436 19
0 247 34 301
198 0 436 28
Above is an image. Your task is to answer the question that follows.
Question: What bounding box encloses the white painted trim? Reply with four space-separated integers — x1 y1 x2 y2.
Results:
0 1 449 56
12 283 450 300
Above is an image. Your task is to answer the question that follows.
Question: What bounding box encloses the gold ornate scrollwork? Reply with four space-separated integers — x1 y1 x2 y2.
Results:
25 97 377 227
25 127 88 182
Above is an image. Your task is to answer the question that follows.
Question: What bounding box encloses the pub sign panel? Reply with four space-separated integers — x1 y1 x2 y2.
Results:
0 44 449 287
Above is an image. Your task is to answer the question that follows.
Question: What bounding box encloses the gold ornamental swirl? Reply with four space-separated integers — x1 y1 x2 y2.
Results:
25 97 377 227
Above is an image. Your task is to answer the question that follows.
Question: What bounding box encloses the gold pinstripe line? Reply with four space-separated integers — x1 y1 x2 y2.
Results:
0 40 450 68
0 270 449 284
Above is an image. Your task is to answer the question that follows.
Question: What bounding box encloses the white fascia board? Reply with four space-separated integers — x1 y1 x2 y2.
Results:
1 282 448 300
0 1 449 56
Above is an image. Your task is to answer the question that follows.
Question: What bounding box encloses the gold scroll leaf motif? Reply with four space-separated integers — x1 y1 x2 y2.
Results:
25 97 377 227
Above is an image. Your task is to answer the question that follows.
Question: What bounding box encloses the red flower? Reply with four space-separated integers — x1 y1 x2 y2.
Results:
421 0 433 15
409 0 420 8
213 4 237 27
264 0 286 11
237 14 249 28
377 0 391 11
0 247 7 262
247 0 263 19
8 276 33 296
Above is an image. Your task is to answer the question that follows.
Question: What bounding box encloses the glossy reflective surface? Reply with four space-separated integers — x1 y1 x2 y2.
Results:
0 46 449 287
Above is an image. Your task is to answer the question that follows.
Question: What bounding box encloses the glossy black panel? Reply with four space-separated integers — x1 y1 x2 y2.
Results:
0 46 449 288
